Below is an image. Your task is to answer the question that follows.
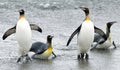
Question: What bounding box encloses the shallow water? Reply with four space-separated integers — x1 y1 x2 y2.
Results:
0 0 120 70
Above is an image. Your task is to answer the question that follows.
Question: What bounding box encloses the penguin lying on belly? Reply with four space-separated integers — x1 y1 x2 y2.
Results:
28 35 56 60
2 9 42 63
91 21 117 50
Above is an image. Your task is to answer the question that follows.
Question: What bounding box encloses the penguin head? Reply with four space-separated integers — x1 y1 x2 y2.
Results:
107 21 116 29
47 35 54 43
80 7 89 16
19 9 25 15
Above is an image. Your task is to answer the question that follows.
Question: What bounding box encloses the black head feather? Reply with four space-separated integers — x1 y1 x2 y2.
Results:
47 35 54 43
80 7 89 16
19 9 25 15
107 21 116 29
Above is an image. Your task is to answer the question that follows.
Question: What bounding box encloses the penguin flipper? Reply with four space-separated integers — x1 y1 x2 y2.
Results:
2 26 16 40
66 25 81 46
94 26 107 40
30 24 42 33
94 33 104 42
30 42 48 54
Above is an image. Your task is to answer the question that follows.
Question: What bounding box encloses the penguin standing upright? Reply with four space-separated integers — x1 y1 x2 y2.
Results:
28 35 56 59
16 9 32 62
67 7 94 59
2 9 42 62
91 21 117 50
66 7 105 59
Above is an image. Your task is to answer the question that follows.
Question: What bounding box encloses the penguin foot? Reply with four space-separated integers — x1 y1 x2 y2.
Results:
25 54 32 62
85 53 89 59
77 53 84 60
17 55 24 63
78 53 89 60
52 52 57 58
17 58 21 63
77 55 81 60
113 41 117 49
81 53 84 59
52 52 57 59
17 54 32 63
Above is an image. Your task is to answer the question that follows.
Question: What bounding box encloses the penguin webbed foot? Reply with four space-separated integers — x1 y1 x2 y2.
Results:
25 54 32 62
77 55 81 60
81 53 84 59
77 53 89 60
52 52 57 59
77 53 84 60
17 56 22 63
113 41 117 49
17 54 32 63
85 53 89 59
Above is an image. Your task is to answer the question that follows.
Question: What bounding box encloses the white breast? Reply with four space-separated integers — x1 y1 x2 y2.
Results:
77 21 94 53
16 19 32 55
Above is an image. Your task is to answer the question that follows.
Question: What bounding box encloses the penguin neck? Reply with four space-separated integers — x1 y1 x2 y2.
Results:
106 27 111 39
47 40 52 48
19 15 25 20
85 16 90 22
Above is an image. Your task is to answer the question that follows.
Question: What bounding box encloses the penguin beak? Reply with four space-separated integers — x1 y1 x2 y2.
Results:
109 21 116 26
49 35 54 39
74 7 85 10
79 7 85 11
107 21 117 28
74 6 80 9
18 10 21 13
110 21 116 25
51 36 54 38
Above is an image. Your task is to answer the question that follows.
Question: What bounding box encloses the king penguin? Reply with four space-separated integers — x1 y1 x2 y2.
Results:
66 7 106 59
91 21 117 50
2 9 42 62
66 7 94 59
28 35 56 59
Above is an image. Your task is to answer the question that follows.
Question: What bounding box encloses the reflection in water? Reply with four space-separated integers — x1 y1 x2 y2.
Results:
18 59 54 70
78 59 89 65
77 59 91 70
76 48 118 70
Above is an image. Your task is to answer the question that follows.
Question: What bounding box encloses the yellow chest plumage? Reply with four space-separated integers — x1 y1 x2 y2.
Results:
36 46 53 59
43 46 53 55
